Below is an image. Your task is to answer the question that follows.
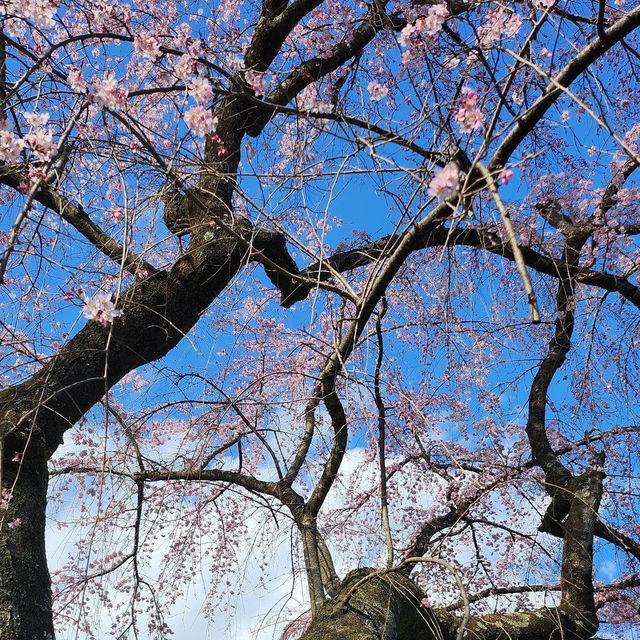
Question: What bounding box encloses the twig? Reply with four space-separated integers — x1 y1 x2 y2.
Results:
476 162 540 323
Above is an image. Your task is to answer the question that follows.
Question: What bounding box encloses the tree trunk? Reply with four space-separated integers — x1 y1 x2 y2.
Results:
0 437 53 639
299 567 597 640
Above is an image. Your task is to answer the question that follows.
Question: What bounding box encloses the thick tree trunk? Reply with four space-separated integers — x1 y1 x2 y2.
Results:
0 438 53 639
299 569 586 640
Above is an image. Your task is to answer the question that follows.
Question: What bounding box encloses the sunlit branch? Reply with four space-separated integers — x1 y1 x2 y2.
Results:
489 4 640 171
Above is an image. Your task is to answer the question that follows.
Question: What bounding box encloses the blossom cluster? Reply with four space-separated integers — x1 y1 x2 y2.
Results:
69 67 128 113
134 33 161 61
23 111 55 161
82 292 122 327
428 162 461 202
184 105 218 137
478 8 523 44
174 54 198 80
245 70 268 96
0 126 23 163
0 111 56 165
90 71 128 110
5 0 57 28
367 81 389 102
188 76 213 105
399 3 449 46
454 87 484 134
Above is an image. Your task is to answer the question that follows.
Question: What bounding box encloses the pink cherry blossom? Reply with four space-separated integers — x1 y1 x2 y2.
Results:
416 3 449 36
500 169 514 185
24 129 55 162
188 76 213 105
0 127 25 163
184 105 218 137
19 111 56 161
478 9 522 44
134 33 162 61
174 54 197 80
8 0 57 28
82 291 122 327
400 4 448 45
454 87 485 134
398 24 415 47
428 162 461 202
90 71 128 110
245 70 267 95
67 67 87 93
367 81 388 102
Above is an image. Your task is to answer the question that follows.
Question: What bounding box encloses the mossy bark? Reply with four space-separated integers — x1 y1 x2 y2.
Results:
298 569 596 640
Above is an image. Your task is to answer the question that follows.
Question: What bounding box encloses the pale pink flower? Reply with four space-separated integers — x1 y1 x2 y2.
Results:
416 3 449 36
245 70 267 95
23 111 49 129
24 128 55 161
0 128 24 163
67 67 87 92
91 71 127 110
428 162 461 202
7 518 22 529
21 111 55 161
478 9 522 45
504 13 523 38
367 81 388 102
297 86 331 113
28 165 47 184
8 0 57 28
90 1 112 28
184 105 218 137
82 292 122 327
454 87 484 134
398 23 415 47
174 54 197 80
134 32 161 62
188 76 213 105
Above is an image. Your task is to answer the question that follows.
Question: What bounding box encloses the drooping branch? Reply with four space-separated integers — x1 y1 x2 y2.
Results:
0 165 157 277
244 0 396 137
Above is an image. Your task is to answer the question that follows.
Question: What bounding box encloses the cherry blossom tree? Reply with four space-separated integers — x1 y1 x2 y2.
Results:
1 0 640 638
